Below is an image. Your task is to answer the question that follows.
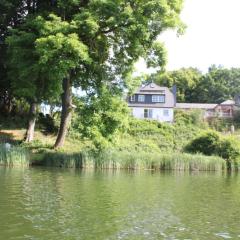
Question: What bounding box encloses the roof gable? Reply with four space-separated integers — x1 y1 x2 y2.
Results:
136 83 169 94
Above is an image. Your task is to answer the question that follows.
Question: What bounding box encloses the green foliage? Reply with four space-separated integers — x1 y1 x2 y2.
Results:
128 118 173 136
186 130 240 163
0 116 27 130
175 109 206 127
7 0 184 97
146 41 167 69
38 113 58 134
149 66 240 104
5 0 184 146
6 14 90 103
233 109 240 127
208 117 234 132
152 67 202 102
217 137 240 162
185 131 221 156
79 115 201 154
71 88 129 150
192 66 240 103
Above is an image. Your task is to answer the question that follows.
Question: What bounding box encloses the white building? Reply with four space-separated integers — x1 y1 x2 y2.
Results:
176 100 236 119
128 83 176 122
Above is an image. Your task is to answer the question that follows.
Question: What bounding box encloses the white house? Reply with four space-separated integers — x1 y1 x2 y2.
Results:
128 83 176 122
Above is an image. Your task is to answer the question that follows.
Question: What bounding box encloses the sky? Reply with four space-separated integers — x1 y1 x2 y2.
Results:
135 0 240 74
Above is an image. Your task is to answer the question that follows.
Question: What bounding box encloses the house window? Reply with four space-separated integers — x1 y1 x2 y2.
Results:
163 109 169 116
130 95 135 102
138 95 145 102
152 95 165 103
144 109 153 118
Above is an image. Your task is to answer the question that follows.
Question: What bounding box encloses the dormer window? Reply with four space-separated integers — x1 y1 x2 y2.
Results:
152 95 165 103
138 95 145 102
130 95 135 102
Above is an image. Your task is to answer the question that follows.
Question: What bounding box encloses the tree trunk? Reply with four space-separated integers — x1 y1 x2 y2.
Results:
25 102 37 142
54 78 72 148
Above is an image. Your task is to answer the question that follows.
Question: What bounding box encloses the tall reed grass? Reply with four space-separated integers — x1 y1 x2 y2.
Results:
38 150 226 171
0 144 30 167
40 152 84 168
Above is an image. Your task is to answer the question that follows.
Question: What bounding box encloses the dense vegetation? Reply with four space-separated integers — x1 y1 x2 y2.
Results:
0 0 184 147
151 66 240 103
1 1 240 170
1 107 239 170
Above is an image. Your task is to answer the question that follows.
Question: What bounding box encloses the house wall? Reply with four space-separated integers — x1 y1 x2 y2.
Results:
131 107 174 122
215 105 234 117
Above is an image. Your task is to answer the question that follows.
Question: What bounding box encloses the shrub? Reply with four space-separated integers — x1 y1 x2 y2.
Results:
185 130 240 168
233 109 240 127
217 137 240 161
175 109 206 127
185 131 221 155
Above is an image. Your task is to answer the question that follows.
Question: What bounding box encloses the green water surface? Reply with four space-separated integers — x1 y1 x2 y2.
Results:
0 167 240 240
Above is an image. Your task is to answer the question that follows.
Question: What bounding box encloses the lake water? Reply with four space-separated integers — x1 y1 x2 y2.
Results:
0 167 240 240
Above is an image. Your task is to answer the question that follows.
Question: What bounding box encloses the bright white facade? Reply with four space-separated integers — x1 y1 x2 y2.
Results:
131 107 174 122
128 83 176 123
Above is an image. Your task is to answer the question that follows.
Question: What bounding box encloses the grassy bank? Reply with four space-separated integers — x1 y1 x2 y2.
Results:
0 116 237 171
0 141 227 171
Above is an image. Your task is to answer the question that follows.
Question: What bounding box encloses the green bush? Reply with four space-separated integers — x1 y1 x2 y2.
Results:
175 109 206 127
233 109 240 127
117 117 202 152
185 131 221 155
185 130 240 167
217 137 240 161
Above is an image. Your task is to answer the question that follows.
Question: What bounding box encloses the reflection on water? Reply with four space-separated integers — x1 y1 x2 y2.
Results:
0 167 240 240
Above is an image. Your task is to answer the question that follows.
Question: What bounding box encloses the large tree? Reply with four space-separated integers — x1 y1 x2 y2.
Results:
192 66 240 103
41 0 184 148
5 1 60 141
0 0 25 115
7 0 184 147
0 0 51 102
152 67 202 102
6 15 62 142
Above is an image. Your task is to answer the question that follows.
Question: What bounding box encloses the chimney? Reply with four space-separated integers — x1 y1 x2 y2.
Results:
172 85 177 106
234 94 240 106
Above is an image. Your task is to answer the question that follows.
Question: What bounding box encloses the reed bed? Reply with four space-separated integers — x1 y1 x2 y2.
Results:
94 151 226 171
39 150 226 171
40 152 84 168
0 144 30 167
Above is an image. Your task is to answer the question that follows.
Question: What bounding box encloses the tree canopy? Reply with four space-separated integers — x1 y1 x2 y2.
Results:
3 0 185 147
150 65 240 103
152 67 202 102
